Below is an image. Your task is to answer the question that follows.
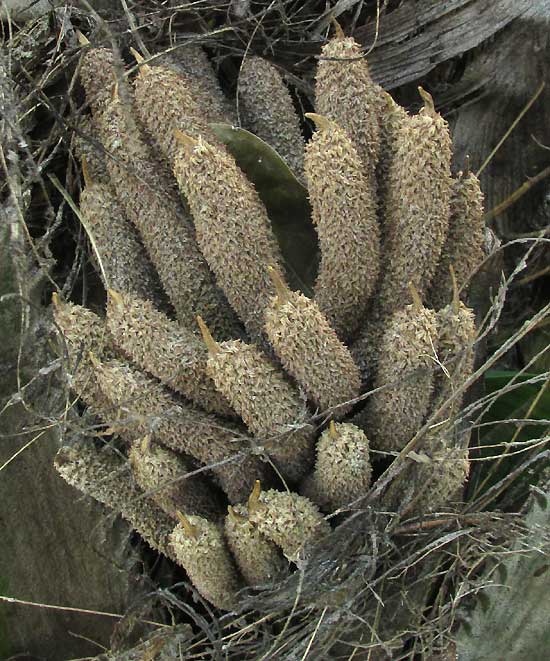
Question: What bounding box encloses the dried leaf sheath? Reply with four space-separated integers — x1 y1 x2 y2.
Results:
305 114 380 339
238 56 305 177
93 358 265 503
173 136 285 341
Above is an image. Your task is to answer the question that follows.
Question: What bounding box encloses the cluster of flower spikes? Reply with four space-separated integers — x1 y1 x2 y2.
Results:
54 27 486 611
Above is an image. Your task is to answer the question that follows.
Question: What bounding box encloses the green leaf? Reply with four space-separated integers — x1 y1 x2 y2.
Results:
210 123 318 293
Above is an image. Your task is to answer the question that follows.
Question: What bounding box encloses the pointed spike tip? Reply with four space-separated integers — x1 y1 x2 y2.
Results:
140 435 152 454
330 17 345 39
248 480 262 514
227 505 246 524
107 288 124 309
408 282 423 311
51 291 61 309
418 86 435 113
81 157 93 188
449 265 460 313
305 113 332 132
88 351 101 369
329 420 338 440
176 511 198 538
76 30 90 46
267 265 289 304
196 316 220 355
173 129 198 152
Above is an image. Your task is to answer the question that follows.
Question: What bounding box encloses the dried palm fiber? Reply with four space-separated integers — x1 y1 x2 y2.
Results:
128 437 221 521
197 317 314 483
170 512 242 610
315 30 383 188
106 289 234 417
80 46 239 339
353 289 438 453
132 51 225 168
429 165 485 310
79 162 164 304
304 113 380 339
377 88 452 317
54 440 176 560
72 115 109 184
408 447 470 515
301 421 372 512
163 43 236 124
173 133 286 342
52 294 115 409
238 56 305 177
92 357 265 503
224 504 287 585
247 481 331 564
264 268 361 417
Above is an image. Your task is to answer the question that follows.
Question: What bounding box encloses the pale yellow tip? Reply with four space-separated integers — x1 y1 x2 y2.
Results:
449 265 460 313
408 282 423 311
76 30 90 46
329 420 338 440
418 86 435 113
176 511 198 538
81 157 92 188
248 480 262 514
267 265 289 304
196 316 220 355
227 505 246 524
140 435 152 454
107 289 124 309
51 292 61 309
173 129 198 152
88 351 101 369
305 112 332 132
331 17 345 39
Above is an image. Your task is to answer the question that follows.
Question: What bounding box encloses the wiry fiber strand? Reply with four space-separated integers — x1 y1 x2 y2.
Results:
106 290 234 416
54 441 176 560
305 114 380 339
170 514 242 610
224 504 287 586
133 62 223 167
377 91 452 316
238 56 305 177
248 486 331 564
128 438 221 521
203 336 314 484
93 358 266 503
80 181 164 303
264 284 361 417
315 35 383 186
354 301 438 453
173 136 285 341
301 422 372 512
429 169 485 310
81 48 239 338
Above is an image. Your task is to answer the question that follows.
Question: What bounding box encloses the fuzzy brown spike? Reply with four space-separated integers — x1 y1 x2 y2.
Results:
106 291 232 415
353 302 439 452
238 56 305 177
301 422 372 512
428 168 485 310
224 503 286 586
264 287 361 417
247 489 331 564
204 338 315 482
170 514 242 610
55 442 176 560
129 439 220 520
305 114 380 339
173 136 285 341
94 359 267 503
